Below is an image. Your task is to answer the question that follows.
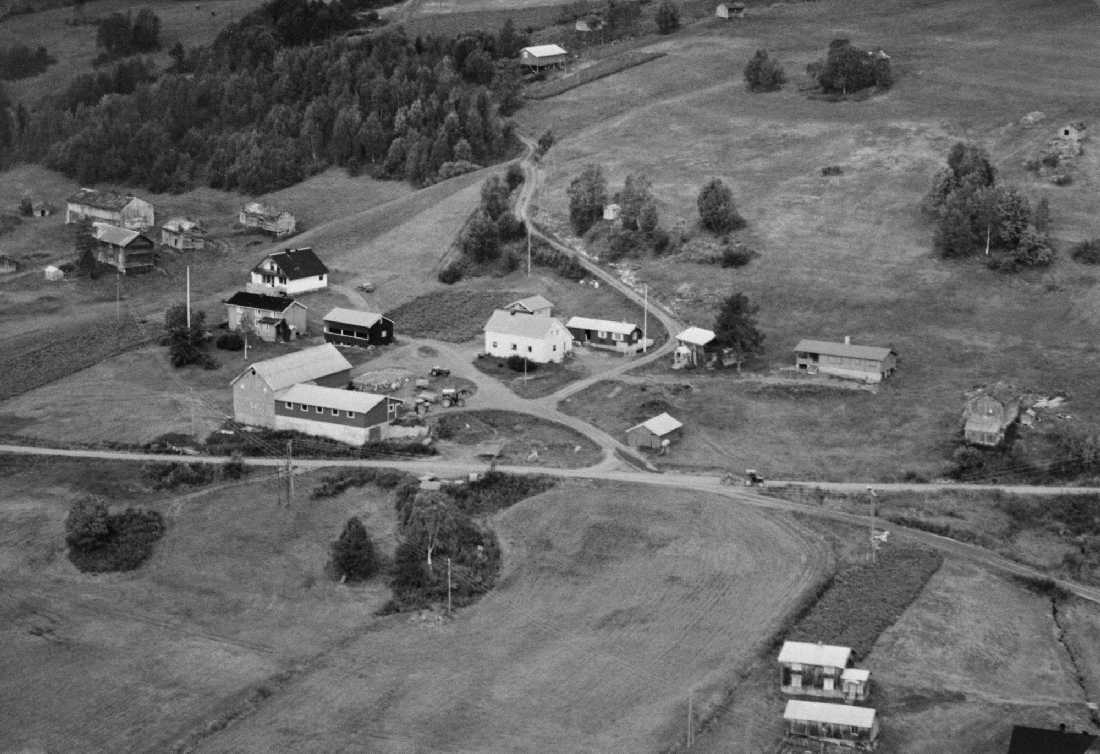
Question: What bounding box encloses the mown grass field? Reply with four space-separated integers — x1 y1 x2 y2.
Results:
521 0 1100 481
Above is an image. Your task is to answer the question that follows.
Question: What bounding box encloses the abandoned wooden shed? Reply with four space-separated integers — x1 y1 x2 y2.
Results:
230 343 352 428
66 188 154 230
505 294 554 317
963 387 1020 447
519 44 568 69
625 412 683 449
716 2 745 19
161 217 206 250
31 201 54 217
783 700 879 747
793 337 897 383
224 291 309 343
323 307 394 348
238 201 296 237
92 222 156 275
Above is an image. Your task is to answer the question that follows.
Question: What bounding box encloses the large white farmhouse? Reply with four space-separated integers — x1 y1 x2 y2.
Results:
483 308 572 364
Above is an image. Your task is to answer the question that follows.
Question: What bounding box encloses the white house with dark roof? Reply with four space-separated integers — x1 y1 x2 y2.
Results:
625 412 683 450
483 309 572 364
323 307 394 348
230 343 352 428
783 700 878 747
275 384 403 445
793 337 897 383
66 188 154 230
249 247 328 295
224 291 308 342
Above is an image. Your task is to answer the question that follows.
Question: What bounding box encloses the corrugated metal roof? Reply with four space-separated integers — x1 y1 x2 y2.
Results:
841 667 870 682
323 307 387 328
566 316 639 335
93 222 148 248
628 412 682 437
507 295 553 313
783 700 875 728
278 383 390 413
521 44 567 57
225 291 303 311
485 309 565 339
794 339 894 362
233 343 351 392
778 641 852 668
676 327 715 346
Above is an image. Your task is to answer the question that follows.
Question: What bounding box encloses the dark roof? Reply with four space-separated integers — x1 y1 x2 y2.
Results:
1008 726 1097 754
224 291 301 311
257 248 327 279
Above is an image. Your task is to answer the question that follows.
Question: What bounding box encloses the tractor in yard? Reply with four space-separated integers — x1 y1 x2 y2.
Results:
744 469 766 487
440 387 471 408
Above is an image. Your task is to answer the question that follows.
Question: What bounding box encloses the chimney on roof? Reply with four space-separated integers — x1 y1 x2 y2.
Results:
844 335 851 345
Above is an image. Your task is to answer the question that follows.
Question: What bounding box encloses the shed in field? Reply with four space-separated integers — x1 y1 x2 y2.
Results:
275 383 402 445
230 343 352 428
566 316 645 353
963 386 1020 447
793 337 897 383
44 264 64 281
238 201 296 237
0 254 18 274
520 44 568 69
224 291 308 343
625 412 683 450
716 2 745 18
66 188 154 230
783 700 879 747
505 294 554 317
32 201 55 217
92 222 156 275
673 326 716 368
161 217 206 250
323 307 394 348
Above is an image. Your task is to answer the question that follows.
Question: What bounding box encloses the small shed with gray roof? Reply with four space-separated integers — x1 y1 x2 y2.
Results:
625 412 683 450
793 337 897 383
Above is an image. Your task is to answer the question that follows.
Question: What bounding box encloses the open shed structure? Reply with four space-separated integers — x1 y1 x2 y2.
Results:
323 307 394 348
566 316 645 353
783 700 879 748
716 2 745 18
519 44 568 69
794 337 897 383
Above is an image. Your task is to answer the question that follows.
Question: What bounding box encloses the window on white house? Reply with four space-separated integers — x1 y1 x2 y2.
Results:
552 345 557 351
511 344 517 351
597 330 607 339
612 332 623 341
527 346 533 352
318 274 324 280
316 406 323 413
279 276 287 284
285 402 293 409
300 404 308 412
347 411 356 418
331 408 338 415
492 341 498 348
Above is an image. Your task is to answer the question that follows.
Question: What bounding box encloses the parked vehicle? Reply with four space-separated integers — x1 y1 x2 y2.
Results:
429 366 451 377
440 387 470 408
744 469 765 487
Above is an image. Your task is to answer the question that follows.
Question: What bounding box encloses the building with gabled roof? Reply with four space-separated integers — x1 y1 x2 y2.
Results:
275 383 403 445
66 188 154 230
161 217 206 250
673 326 716 368
323 307 394 348
92 222 155 274
625 412 683 450
778 641 870 702
519 44 568 69
716 2 745 19
249 247 328 295
794 337 897 383
566 316 645 353
783 700 878 747
963 384 1020 447
230 343 352 428
484 309 572 364
239 201 296 237
505 294 554 317
224 291 308 343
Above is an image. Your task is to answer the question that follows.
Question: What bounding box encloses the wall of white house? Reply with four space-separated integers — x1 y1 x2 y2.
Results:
484 330 571 363
249 271 327 295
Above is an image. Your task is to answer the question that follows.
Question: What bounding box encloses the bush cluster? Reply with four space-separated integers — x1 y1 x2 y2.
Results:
743 49 786 93
216 331 244 351
311 468 416 499
1071 239 1100 264
65 497 166 573
0 44 55 81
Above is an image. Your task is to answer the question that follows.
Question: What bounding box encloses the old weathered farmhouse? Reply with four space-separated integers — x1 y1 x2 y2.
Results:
625 412 683 450
483 309 572 364
230 343 352 428
66 189 154 230
276 384 403 445
323 307 394 348
31 201 54 217
778 641 870 702
505 294 554 317
239 201 296 237
92 223 155 274
224 291 308 343
794 337 897 383
716 1 745 18
161 217 206 250
783 700 878 748
566 316 644 353
519 44 568 69
673 327 716 368
249 247 328 295
963 387 1020 447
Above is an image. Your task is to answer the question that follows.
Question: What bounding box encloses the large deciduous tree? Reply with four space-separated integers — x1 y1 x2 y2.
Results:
568 164 608 235
743 49 786 93
697 178 745 234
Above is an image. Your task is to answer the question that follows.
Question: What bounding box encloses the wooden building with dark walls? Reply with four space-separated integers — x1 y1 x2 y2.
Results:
323 307 394 348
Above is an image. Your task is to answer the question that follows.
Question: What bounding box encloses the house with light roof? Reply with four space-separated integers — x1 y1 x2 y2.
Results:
483 308 572 363
230 343 352 428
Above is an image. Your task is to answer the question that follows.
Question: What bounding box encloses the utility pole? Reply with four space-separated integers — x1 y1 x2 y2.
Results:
185 265 191 330
643 283 648 354
243 330 248 361
115 271 121 326
867 486 877 564
447 557 452 615
526 224 532 277
686 690 694 747
285 440 294 507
